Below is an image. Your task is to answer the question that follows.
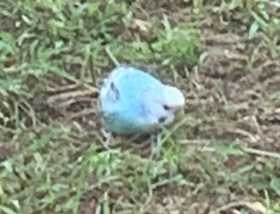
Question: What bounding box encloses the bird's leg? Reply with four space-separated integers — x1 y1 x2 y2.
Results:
128 134 154 150
100 128 112 149
100 128 124 149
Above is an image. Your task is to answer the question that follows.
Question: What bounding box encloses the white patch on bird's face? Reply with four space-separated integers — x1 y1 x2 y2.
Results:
162 85 185 112
144 106 174 127
141 85 184 128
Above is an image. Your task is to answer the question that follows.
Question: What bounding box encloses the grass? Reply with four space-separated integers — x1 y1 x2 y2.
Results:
1 0 280 213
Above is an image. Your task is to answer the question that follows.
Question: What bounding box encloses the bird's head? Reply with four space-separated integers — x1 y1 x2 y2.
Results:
141 84 185 127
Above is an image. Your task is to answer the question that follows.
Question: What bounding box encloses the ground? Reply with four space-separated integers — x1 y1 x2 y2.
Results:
0 0 280 214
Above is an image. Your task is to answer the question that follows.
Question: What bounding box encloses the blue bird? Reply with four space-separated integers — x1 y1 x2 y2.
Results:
99 65 185 135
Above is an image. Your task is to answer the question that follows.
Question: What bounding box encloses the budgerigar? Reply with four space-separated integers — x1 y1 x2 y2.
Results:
99 65 185 135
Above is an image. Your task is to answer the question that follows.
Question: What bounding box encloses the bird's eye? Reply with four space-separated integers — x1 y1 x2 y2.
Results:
158 116 167 123
163 105 170 110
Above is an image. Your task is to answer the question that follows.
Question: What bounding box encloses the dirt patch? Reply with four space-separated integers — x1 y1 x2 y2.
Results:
76 4 279 213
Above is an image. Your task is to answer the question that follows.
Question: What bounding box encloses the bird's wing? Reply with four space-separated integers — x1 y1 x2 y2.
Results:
111 65 162 102
100 65 163 122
